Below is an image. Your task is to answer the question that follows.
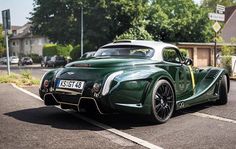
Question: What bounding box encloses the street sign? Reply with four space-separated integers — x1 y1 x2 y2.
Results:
1 9 11 75
208 13 225 22
217 4 225 14
212 22 221 33
1 9 11 30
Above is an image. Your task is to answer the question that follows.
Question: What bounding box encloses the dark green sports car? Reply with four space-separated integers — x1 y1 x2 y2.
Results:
39 40 230 123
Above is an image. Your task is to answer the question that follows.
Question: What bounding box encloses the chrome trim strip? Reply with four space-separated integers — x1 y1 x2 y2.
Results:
101 71 123 96
115 103 143 108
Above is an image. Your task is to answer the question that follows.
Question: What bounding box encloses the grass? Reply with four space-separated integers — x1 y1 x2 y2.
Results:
0 70 40 86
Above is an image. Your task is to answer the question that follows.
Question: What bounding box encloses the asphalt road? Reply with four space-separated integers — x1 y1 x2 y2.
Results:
1 65 236 149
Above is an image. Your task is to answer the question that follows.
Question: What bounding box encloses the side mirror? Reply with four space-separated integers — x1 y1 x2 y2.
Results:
185 58 193 65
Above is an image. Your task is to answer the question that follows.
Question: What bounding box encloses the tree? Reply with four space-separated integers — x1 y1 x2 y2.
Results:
201 0 236 11
147 0 214 42
0 24 5 56
30 0 150 49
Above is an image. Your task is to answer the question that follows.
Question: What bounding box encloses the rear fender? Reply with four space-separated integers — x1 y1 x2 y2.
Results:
110 66 175 115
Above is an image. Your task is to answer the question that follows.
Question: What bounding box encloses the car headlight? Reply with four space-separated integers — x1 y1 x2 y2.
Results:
101 71 123 96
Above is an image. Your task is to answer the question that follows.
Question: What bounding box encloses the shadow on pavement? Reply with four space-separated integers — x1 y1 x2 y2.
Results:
4 101 219 131
4 106 103 131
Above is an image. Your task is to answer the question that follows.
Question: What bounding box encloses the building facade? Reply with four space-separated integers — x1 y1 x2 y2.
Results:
9 23 49 56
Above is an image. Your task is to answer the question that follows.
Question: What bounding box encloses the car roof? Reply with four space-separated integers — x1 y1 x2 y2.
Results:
101 40 178 61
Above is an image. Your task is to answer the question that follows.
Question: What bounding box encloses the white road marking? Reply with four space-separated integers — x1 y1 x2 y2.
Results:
11 83 163 149
192 112 236 124
42 69 53 72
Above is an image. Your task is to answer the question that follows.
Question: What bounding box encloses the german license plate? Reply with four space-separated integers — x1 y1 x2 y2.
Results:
57 80 84 90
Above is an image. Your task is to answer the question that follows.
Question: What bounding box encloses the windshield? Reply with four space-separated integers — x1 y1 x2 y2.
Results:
94 45 154 58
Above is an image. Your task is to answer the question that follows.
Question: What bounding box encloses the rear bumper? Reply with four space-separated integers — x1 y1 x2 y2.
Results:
43 92 104 114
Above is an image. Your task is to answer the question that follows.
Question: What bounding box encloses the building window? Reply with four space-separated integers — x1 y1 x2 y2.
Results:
12 41 16 46
25 40 28 45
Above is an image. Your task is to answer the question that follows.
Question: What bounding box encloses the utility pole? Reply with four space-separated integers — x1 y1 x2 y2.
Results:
81 7 83 57
2 9 11 75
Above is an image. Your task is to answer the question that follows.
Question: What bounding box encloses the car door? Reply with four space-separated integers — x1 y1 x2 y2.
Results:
161 47 194 101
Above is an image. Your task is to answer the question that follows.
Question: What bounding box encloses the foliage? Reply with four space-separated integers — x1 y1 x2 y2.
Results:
116 26 153 40
27 53 41 63
0 24 5 56
43 44 72 57
180 48 189 58
147 0 214 42
57 44 73 57
0 71 39 86
30 0 215 49
220 38 236 76
43 44 57 56
70 45 80 60
20 70 32 80
201 0 236 11
221 56 232 75
30 0 150 50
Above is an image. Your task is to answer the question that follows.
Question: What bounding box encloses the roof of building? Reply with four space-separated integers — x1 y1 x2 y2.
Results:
11 25 21 31
221 6 236 43
9 23 41 40
225 6 236 23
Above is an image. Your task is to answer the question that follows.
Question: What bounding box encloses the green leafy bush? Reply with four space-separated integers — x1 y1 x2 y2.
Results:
20 70 32 79
221 39 236 76
221 56 232 75
27 53 41 63
57 44 73 57
70 45 81 60
43 44 57 56
43 44 72 58
0 71 39 86
180 48 189 58
116 26 153 40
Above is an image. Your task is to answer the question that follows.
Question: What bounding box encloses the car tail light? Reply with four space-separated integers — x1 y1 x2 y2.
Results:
43 80 49 88
92 83 101 93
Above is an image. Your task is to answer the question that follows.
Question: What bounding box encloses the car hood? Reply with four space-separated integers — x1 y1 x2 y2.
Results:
66 57 157 68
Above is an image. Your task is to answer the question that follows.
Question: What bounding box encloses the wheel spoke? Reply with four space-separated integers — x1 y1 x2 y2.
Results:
155 103 161 110
153 81 174 122
156 104 162 114
155 95 160 100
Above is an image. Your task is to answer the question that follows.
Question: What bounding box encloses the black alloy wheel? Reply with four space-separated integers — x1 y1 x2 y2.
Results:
216 75 228 105
150 79 175 123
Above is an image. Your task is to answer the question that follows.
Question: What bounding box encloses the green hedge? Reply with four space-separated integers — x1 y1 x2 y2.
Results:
43 44 72 57
70 45 81 60
27 53 41 63
43 44 57 56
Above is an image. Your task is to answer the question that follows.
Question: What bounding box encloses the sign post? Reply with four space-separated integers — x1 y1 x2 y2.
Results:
208 5 225 67
2 9 11 75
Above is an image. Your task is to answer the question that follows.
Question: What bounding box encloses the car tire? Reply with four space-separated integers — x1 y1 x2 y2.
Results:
216 75 228 105
149 79 175 124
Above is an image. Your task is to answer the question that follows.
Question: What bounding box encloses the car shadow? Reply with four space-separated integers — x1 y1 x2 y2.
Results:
4 102 218 131
4 106 103 131
78 101 218 129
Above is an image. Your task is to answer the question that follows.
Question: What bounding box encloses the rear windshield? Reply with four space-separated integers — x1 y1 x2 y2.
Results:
94 45 154 58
